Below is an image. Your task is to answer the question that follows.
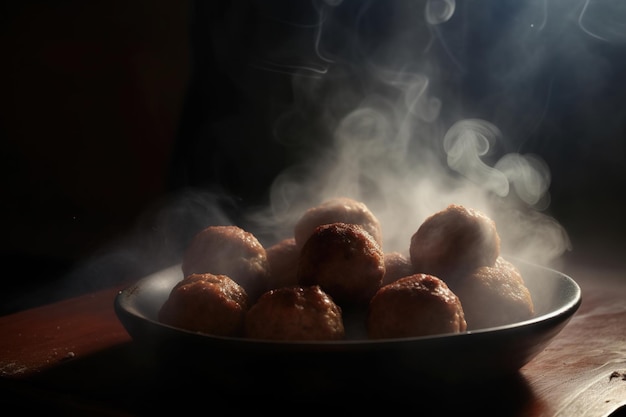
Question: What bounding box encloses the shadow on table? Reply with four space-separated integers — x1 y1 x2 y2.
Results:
1 341 542 416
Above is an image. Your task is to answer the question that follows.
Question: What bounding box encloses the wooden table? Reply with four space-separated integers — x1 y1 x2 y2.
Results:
1 256 625 416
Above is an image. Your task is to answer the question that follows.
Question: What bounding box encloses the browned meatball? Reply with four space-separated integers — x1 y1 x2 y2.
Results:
244 285 344 341
367 274 467 339
181 225 270 301
265 237 300 290
293 197 383 250
452 261 535 330
158 273 249 336
494 256 525 284
409 204 500 284
382 251 414 286
297 222 385 306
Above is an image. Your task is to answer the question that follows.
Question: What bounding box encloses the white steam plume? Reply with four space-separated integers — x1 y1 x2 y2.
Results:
243 0 572 267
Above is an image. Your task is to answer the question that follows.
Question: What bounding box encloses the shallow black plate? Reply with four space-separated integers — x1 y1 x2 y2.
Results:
114 258 581 389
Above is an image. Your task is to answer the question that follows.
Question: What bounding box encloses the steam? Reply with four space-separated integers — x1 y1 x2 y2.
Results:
242 0 580 266
425 0 456 25
254 90 570 265
443 119 552 208
443 119 509 198
578 0 626 43
82 0 626 287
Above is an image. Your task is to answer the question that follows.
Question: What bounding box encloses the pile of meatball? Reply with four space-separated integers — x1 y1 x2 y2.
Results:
158 197 535 341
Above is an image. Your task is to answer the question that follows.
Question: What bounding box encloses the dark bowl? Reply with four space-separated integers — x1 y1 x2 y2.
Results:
114 258 581 393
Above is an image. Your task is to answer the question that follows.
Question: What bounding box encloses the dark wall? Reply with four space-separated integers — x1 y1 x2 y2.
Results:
1 1 190 313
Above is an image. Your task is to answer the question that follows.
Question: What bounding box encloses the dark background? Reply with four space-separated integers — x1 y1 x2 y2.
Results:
1 0 191 314
2 0 625 316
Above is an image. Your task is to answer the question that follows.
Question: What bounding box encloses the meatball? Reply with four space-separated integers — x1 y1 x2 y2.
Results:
265 237 300 290
409 204 500 284
494 256 525 284
181 225 270 301
297 222 385 307
294 197 383 250
244 285 344 341
367 274 467 339
382 251 414 286
452 261 535 330
158 273 249 337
